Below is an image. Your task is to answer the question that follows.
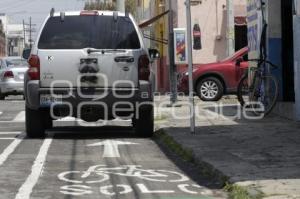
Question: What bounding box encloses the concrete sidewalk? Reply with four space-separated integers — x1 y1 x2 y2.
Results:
154 96 300 199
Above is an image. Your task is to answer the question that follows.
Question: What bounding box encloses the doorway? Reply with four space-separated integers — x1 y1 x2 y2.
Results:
281 0 295 102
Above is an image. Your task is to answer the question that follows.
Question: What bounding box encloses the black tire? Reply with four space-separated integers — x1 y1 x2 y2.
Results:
26 106 52 138
0 90 5 100
133 105 154 137
43 109 53 129
196 77 224 101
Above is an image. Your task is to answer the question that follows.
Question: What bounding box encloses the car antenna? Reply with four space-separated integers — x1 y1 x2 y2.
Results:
50 8 55 17
60 12 65 22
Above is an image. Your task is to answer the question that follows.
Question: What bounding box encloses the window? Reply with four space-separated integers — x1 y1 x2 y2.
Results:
38 16 141 50
6 59 28 67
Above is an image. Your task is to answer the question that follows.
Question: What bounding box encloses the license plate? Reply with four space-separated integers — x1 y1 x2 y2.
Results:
40 94 62 106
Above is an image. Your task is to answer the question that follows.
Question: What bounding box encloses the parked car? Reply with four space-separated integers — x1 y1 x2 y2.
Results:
0 56 28 100
23 10 159 138
178 47 249 101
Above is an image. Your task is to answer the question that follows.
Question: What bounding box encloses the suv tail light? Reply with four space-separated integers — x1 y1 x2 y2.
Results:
3 71 14 78
28 55 40 80
138 55 150 81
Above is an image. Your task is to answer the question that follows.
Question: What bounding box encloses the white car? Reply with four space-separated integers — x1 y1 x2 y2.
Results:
23 10 159 138
0 57 28 100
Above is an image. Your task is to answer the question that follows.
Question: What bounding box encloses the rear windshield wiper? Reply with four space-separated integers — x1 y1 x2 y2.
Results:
87 49 126 54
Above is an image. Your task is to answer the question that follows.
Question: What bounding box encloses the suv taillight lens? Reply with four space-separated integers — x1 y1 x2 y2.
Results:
4 71 14 78
28 55 40 80
138 55 150 81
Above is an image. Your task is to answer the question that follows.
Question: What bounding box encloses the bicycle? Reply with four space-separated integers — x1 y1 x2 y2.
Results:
237 59 279 115
237 0 279 116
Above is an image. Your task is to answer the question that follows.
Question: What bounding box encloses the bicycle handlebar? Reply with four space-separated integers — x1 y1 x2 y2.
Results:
247 59 278 69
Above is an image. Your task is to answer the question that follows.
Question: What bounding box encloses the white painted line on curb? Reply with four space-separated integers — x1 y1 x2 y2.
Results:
15 134 53 199
13 111 25 122
0 133 25 166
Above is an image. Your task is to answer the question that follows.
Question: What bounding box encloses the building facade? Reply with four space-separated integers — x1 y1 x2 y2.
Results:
136 0 247 92
0 14 27 57
0 20 6 57
246 0 300 120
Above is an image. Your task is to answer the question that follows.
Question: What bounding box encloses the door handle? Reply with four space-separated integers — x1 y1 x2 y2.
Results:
114 56 134 63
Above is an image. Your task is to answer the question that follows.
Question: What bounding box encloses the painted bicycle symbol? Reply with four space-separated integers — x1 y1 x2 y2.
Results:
58 165 189 184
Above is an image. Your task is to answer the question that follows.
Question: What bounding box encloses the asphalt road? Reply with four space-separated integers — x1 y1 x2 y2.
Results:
0 96 226 199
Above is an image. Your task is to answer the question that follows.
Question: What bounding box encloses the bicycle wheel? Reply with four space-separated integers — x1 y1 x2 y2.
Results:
237 74 249 107
237 74 278 116
254 75 279 115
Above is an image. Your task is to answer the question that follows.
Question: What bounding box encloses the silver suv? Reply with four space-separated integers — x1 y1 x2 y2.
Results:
23 10 158 138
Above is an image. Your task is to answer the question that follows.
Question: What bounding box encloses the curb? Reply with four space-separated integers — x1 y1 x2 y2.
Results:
154 128 264 199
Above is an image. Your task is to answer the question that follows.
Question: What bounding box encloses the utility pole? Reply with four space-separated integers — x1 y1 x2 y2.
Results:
23 17 36 49
29 17 32 48
116 0 125 12
22 20 26 48
185 0 195 134
226 0 235 56
168 0 177 104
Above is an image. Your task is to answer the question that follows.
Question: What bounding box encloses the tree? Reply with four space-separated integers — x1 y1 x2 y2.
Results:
84 0 136 16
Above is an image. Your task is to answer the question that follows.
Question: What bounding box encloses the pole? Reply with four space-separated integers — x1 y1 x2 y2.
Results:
185 0 195 134
226 0 235 56
116 0 125 12
22 20 26 48
168 0 177 104
29 17 32 49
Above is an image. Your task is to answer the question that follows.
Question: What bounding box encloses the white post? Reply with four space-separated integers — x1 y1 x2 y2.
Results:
226 0 235 56
116 0 125 12
185 0 195 134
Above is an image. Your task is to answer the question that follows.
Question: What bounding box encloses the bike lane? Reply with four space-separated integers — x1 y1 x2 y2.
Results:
22 128 226 199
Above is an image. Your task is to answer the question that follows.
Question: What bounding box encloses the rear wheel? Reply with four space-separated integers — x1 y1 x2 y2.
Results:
0 90 5 100
196 77 224 101
26 106 52 138
133 105 154 137
237 74 278 115
237 75 249 107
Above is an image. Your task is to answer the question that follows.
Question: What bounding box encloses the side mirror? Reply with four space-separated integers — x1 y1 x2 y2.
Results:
148 49 160 60
236 57 243 66
22 48 31 60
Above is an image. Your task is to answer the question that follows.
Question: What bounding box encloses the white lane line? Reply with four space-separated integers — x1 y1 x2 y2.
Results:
0 138 15 140
15 134 53 199
0 133 25 166
13 111 25 122
0 132 21 135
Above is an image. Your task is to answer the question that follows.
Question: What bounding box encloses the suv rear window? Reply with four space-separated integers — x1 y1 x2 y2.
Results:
38 15 141 49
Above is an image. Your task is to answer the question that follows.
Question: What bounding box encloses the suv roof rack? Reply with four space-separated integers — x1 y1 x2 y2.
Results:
50 8 55 17
60 12 65 22
113 11 118 21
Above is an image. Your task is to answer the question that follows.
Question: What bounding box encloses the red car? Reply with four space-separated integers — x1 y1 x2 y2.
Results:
178 47 249 101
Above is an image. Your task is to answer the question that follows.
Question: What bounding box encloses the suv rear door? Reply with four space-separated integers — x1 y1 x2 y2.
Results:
37 14 142 88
